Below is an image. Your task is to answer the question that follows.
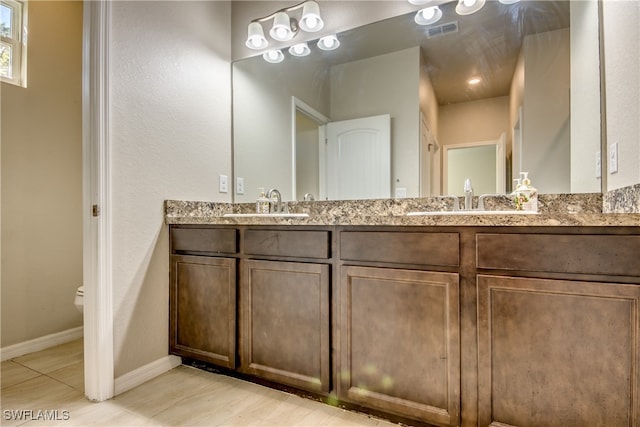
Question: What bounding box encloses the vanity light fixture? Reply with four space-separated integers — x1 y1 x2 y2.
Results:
246 22 269 49
455 0 486 15
407 0 432 4
289 42 311 57
246 1 325 50
414 6 443 25
317 34 340 51
263 49 285 63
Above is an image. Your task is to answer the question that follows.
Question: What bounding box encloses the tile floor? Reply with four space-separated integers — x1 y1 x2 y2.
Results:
1 339 399 426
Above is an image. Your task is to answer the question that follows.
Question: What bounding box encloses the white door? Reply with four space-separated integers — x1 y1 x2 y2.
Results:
322 114 391 200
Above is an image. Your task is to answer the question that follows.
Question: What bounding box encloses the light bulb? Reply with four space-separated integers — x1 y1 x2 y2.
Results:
249 37 262 48
276 27 288 40
293 45 304 54
268 51 279 60
463 0 477 7
305 16 318 30
421 7 435 20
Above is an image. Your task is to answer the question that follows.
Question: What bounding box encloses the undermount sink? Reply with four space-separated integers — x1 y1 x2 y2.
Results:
406 210 539 216
222 213 309 218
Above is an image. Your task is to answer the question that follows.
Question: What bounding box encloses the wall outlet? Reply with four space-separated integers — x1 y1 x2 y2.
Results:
609 143 618 174
219 174 228 193
395 187 407 198
236 177 245 195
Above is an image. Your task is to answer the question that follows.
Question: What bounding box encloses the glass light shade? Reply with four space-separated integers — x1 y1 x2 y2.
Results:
498 0 520 3
245 22 268 50
289 42 311 57
455 0 486 15
299 1 324 32
269 12 295 41
414 6 442 25
408 0 431 4
263 49 285 63
317 35 340 51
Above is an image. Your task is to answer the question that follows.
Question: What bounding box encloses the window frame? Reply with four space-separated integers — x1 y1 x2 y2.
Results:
1 0 27 87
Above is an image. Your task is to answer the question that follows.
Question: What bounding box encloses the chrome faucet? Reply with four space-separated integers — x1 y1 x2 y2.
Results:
303 193 315 201
266 188 282 213
464 179 474 210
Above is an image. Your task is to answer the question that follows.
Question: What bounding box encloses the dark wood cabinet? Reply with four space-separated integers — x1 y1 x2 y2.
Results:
170 255 236 369
338 265 460 427
477 275 640 427
168 224 640 427
239 259 331 393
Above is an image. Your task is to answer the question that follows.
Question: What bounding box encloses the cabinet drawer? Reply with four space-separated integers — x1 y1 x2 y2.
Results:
477 233 640 276
244 230 331 259
171 228 237 254
340 231 459 267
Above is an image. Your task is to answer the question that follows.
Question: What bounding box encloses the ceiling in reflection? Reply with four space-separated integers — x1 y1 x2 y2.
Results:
313 0 570 104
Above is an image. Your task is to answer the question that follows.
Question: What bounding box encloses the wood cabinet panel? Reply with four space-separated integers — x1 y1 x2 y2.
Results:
170 255 236 368
477 275 640 427
477 233 640 276
340 231 459 266
240 260 330 393
244 229 331 259
171 227 237 254
339 266 460 426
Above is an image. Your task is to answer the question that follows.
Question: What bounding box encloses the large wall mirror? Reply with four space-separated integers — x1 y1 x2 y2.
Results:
233 0 602 202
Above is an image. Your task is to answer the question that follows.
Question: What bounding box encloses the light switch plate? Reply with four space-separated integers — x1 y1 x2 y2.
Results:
236 177 245 195
219 174 228 193
609 143 618 174
395 187 407 198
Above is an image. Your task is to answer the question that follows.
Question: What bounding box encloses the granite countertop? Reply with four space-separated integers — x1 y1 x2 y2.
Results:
165 194 640 227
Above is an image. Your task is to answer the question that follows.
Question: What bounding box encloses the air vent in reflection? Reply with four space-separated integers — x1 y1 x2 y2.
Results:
426 21 459 39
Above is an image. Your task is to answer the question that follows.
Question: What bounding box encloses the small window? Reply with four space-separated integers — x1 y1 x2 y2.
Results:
1 0 27 87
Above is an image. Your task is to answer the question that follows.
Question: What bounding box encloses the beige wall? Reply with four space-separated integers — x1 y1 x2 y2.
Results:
330 47 421 197
110 1 232 378
522 29 571 194
603 0 640 191
1 1 83 347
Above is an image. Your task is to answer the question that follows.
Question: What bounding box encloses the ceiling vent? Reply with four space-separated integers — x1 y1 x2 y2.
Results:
426 21 459 39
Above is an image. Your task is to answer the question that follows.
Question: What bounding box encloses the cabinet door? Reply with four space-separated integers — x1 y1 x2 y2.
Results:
477 275 640 427
170 255 236 369
240 260 330 393
339 266 460 426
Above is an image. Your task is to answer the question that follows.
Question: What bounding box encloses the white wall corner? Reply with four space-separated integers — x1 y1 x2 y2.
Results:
1 327 84 361
114 355 182 395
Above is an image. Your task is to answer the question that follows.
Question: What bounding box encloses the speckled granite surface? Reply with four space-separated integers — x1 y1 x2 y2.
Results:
165 193 640 227
604 184 640 213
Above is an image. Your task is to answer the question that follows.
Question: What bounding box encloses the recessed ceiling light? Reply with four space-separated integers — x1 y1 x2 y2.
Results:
468 77 482 85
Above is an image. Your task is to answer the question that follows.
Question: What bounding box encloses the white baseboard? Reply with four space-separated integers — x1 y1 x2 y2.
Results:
114 355 182 395
1 326 84 361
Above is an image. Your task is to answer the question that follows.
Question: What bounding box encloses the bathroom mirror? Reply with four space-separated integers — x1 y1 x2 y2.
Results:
233 0 602 202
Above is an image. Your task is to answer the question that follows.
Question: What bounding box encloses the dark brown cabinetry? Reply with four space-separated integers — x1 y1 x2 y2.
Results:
169 224 640 427
476 232 640 427
170 255 236 368
477 275 640 427
337 230 461 426
240 259 330 393
339 266 460 426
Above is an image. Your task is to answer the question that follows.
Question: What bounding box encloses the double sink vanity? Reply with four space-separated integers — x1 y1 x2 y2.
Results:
166 195 640 427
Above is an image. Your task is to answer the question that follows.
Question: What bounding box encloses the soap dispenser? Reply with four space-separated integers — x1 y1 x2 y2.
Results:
520 172 538 212
511 178 525 210
256 188 270 214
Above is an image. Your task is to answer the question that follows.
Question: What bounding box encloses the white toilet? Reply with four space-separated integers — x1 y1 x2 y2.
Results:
74 286 84 313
